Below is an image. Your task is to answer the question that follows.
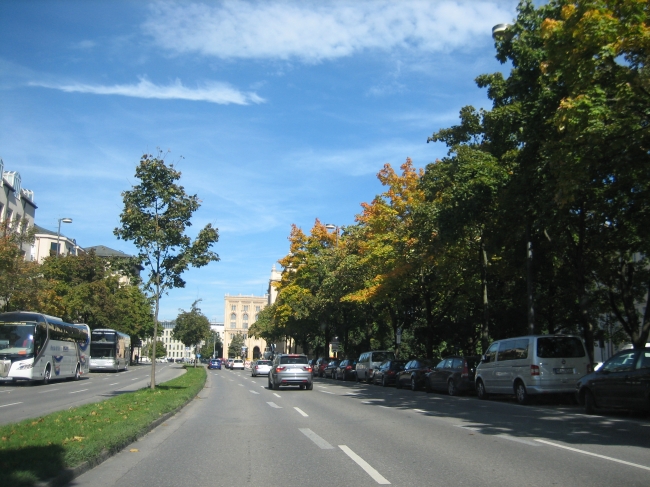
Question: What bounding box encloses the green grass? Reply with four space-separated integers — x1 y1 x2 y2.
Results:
0 366 206 487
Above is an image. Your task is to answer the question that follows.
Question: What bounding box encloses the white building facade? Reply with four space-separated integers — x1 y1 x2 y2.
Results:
1 159 37 258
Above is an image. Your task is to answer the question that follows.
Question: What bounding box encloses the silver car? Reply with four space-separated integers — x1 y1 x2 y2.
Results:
268 354 313 390
251 359 272 377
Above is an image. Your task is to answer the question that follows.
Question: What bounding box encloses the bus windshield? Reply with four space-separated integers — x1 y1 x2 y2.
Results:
92 331 117 343
0 323 36 356
90 344 115 358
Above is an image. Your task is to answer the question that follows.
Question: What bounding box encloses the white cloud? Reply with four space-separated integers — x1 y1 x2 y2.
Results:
143 1 516 62
28 77 265 105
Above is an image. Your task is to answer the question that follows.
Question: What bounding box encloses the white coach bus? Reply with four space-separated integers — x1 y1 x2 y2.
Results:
89 329 131 371
0 311 90 384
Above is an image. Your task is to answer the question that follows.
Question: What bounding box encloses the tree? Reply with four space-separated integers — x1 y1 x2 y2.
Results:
115 150 220 388
0 219 40 311
228 333 246 359
198 332 222 359
143 339 167 360
173 300 211 367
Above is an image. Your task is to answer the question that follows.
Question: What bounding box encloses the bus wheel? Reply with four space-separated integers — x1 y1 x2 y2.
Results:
42 366 51 385
74 364 81 381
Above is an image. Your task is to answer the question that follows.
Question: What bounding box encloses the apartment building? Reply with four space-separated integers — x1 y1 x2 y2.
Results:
223 293 268 360
1 159 37 258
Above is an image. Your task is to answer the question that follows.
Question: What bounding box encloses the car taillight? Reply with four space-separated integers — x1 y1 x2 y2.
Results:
387 370 394 375
346 366 352 370
303 366 312 372
530 365 540 376
276 366 286 372
461 360 469 378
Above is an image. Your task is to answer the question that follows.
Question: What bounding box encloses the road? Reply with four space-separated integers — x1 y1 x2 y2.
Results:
0 362 185 425
68 368 650 487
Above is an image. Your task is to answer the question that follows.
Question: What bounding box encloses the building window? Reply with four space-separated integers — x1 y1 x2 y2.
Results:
255 306 261 312
243 305 249 311
231 313 236 321
243 322 248 329
231 304 236 311
230 322 236 328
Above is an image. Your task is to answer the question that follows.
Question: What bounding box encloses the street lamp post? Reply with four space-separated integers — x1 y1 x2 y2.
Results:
325 223 339 245
56 218 73 256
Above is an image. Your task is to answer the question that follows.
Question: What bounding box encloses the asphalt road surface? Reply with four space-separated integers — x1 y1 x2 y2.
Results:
68 368 650 487
0 362 185 425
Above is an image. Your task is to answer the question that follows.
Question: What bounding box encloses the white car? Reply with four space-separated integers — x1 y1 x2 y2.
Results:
231 359 245 370
251 360 272 376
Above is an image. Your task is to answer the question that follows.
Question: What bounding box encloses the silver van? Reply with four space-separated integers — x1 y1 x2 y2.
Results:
475 335 591 404
356 350 395 382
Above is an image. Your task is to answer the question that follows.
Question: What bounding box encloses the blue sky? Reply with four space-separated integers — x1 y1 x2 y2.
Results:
0 0 520 322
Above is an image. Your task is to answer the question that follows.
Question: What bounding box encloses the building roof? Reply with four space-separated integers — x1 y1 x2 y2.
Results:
85 245 133 258
34 224 71 239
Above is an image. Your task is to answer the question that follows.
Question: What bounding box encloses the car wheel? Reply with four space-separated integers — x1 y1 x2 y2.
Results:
476 379 488 400
447 380 458 396
584 390 597 415
425 378 432 393
515 381 530 405
396 377 402 389
268 377 274 390
411 377 417 391
382 375 388 387
300 384 305 390
307 382 313 390
333 372 337 380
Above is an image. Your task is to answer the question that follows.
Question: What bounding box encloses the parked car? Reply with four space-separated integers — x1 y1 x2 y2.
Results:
576 347 650 414
396 359 435 390
231 359 245 370
323 359 340 379
425 356 480 395
335 359 357 381
268 354 313 390
356 350 396 383
226 358 234 370
372 359 407 387
475 335 591 405
208 359 222 370
315 357 334 378
252 359 272 377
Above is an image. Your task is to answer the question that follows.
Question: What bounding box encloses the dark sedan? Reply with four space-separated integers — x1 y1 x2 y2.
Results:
425 355 480 396
334 359 357 381
576 347 650 414
396 359 435 391
315 357 333 378
372 359 407 387
323 359 340 379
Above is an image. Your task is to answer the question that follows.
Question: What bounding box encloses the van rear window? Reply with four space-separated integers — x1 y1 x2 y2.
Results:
371 352 395 362
537 337 585 358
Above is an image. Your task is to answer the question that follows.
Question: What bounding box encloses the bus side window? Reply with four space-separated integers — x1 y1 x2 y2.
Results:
35 323 47 355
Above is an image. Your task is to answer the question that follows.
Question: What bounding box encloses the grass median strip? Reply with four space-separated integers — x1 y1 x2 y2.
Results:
0 366 206 487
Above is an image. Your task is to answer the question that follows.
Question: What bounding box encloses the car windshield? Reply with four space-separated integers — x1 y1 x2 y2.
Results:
537 337 585 358
372 352 395 362
279 356 308 365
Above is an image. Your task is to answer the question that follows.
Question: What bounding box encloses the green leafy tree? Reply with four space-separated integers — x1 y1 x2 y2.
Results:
143 339 167 360
0 219 40 311
198 331 222 359
173 300 211 367
228 333 246 359
114 150 220 387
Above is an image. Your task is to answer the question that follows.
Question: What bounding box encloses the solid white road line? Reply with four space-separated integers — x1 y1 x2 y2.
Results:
294 407 308 417
0 402 22 408
299 428 334 449
267 402 282 408
339 445 390 484
535 439 650 471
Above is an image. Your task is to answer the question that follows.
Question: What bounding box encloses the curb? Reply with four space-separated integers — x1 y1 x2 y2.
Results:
36 370 203 487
